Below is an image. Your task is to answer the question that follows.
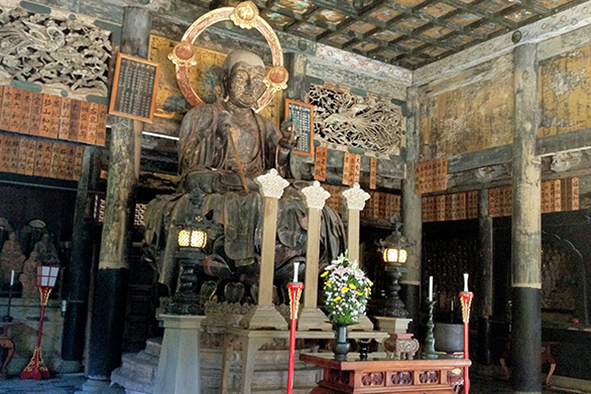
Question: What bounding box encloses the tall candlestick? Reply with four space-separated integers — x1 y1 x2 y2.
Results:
10 270 14 286
428 276 433 301
293 262 300 283
451 300 454 311
463 273 469 292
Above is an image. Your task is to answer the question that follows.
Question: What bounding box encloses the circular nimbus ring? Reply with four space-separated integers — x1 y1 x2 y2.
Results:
169 1 288 113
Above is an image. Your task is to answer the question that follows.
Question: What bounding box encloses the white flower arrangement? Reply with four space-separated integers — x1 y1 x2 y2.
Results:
321 251 373 325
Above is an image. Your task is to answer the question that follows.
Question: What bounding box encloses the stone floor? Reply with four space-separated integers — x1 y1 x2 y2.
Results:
0 373 586 394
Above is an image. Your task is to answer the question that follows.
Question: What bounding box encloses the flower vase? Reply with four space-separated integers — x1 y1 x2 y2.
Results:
332 323 351 361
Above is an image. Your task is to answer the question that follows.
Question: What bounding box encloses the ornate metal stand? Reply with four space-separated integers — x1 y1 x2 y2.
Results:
460 291 474 394
383 265 409 318
2 283 14 322
166 248 204 315
287 282 304 394
21 287 52 380
424 300 438 359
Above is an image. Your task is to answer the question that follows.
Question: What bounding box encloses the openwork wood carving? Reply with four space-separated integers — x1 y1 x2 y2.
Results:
361 372 384 386
0 7 111 96
390 370 412 385
419 370 439 384
307 84 403 155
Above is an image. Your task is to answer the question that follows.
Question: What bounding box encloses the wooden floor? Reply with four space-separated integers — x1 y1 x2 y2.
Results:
0 372 584 394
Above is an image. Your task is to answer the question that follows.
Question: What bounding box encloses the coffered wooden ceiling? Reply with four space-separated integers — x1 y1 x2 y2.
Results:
202 0 586 69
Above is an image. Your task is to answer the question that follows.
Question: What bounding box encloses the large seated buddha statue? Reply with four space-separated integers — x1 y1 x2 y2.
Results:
144 49 345 297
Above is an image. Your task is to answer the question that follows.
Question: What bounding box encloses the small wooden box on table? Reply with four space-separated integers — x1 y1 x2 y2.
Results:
301 353 470 393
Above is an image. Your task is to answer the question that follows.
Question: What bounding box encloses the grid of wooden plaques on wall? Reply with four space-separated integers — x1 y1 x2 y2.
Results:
323 184 400 221
488 186 513 217
422 191 479 222
489 178 579 217
362 191 400 221
0 133 83 181
0 86 107 146
415 158 448 194
324 184 345 215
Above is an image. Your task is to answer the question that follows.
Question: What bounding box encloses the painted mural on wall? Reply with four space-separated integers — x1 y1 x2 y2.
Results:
0 5 112 99
307 84 404 156
147 34 282 130
542 244 576 312
539 44 591 137
418 57 514 159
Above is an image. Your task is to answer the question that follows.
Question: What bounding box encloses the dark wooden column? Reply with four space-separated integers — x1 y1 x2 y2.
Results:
284 52 308 102
511 43 542 394
477 188 493 365
401 86 421 332
59 147 100 373
85 7 150 385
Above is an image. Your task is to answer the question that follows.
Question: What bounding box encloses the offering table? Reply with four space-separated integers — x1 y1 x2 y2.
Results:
300 353 470 393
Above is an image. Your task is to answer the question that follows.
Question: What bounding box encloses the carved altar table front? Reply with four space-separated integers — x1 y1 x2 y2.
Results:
300 353 470 393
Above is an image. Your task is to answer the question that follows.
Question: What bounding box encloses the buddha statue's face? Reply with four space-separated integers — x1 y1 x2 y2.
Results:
225 61 265 108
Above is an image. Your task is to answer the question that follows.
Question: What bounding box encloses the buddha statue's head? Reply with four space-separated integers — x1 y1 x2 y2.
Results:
221 50 266 109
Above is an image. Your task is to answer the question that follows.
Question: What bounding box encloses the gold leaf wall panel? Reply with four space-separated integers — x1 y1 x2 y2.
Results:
419 70 514 158
148 35 282 130
539 44 591 137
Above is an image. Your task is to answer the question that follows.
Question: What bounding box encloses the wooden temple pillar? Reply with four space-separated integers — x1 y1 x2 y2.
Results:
59 147 100 373
400 86 422 333
477 189 493 365
82 7 149 390
511 43 542 394
299 181 332 331
284 52 308 102
240 169 289 330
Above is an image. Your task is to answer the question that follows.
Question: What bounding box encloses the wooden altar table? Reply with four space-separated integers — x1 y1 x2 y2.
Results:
300 353 471 393
220 328 389 394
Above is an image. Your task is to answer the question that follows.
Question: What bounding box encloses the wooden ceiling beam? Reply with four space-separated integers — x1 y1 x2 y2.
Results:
512 0 551 17
439 0 518 29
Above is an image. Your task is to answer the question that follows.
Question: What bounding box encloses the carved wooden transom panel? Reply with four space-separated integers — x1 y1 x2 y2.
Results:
307 84 404 155
0 6 112 97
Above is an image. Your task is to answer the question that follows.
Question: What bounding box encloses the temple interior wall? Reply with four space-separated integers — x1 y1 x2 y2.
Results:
0 0 591 386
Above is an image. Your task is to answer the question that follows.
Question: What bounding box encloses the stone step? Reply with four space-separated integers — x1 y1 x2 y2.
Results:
111 352 159 390
111 367 154 394
144 337 162 358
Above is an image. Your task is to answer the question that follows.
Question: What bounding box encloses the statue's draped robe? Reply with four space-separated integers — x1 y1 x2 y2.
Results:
144 102 345 290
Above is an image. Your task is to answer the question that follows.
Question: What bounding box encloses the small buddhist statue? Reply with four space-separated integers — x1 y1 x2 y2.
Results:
32 233 60 265
20 251 41 298
0 232 26 286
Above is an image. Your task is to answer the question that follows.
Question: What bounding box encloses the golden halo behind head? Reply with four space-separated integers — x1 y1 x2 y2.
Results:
231 1 259 29
169 1 288 112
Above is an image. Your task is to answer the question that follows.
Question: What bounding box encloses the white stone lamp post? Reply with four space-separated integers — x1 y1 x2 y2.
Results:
240 169 289 330
299 181 332 331
341 183 373 331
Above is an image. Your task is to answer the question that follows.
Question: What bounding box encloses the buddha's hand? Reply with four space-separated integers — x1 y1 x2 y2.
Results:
279 121 298 149
216 110 232 143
